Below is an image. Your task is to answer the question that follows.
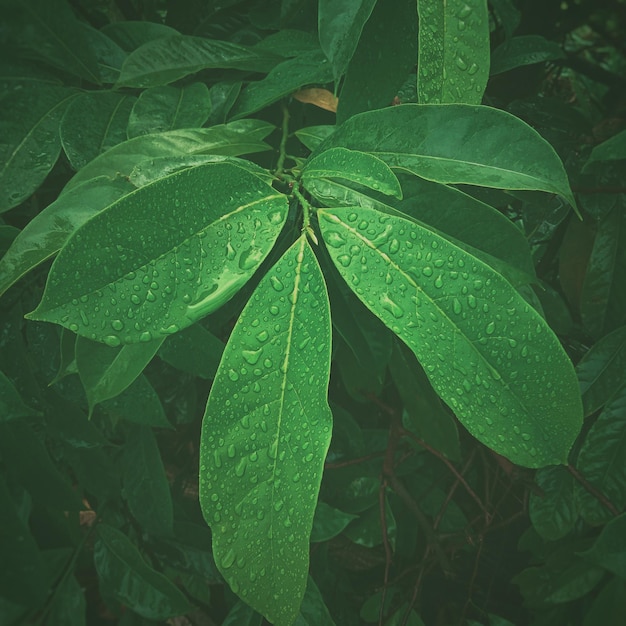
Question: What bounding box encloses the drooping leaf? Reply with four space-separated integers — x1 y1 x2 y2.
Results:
337 0 417 123
310 501 358 542
575 386 626 524
0 83 77 212
76 335 164 414
0 371 40 423
491 35 564 76
317 0 377 82
576 325 626 417
199 235 333 626
316 104 576 207
63 120 274 192
584 130 626 169
0 177 133 298
417 0 490 104
94 523 190 620
122 426 174 537
27 163 288 345
127 83 211 138
60 92 135 170
302 148 401 199
530 466 577 540
318 206 583 467
116 35 280 88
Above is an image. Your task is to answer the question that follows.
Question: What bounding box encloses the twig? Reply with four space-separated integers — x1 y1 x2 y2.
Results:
567 464 621 516
274 102 290 177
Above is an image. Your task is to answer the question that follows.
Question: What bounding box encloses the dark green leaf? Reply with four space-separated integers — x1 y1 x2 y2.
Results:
45 574 86 626
0 371 40 423
417 0 490 104
101 21 181 53
580 512 626 579
222 600 264 626
295 125 335 152
94 523 189 620
199 236 332 626
255 29 319 57
584 130 626 169
318 206 583 467
387 604 426 626
27 163 288 345
79 23 127 84
582 577 626 626
344 498 396 549
491 35 564 76
310 501 358 542
294 576 337 626
490 0 521 38
530 465 577 540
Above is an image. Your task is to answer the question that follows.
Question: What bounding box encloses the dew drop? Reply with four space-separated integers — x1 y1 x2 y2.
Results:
325 231 346 248
434 275 443 289
243 348 263 364
486 321 495 335
270 276 284 292
103 335 121 347
228 369 239 382
111 319 124 331
222 549 236 569
380 293 404 318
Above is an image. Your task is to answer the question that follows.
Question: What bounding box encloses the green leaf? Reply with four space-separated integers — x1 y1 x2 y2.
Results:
417 0 490 104
295 125 336 152
577 325 626 417
230 50 333 120
582 577 626 626
294 576 337 626
580 512 626 579
316 104 576 207
490 0 521 39
222 600 264 626
303 148 402 199
94 523 189 620
60 92 135 170
337 0 417 123
530 466 577 540
387 604 426 626
101 21 180 53
584 130 626 169
255 29 320 57
318 0 377 82
0 177 133 298
0 83 77 212
344 498 396 549
27 163 288 345
122 426 174 537
318 206 583 467
0 371 40 423
63 120 274 192
116 35 280 88
199 235 332 626
45 574 85 626
575 386 626 524
491 35 564 76
310 501 358 542
76 335 164 414
79 23 127 85
127 83 211 138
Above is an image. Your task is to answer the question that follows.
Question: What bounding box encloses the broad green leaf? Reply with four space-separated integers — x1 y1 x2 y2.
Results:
101 21 180 53
199 236 332 626
530 466 577 540
127 83 211 138
580 513 626 579
122 426 174 537
4 0 101 83
0 83 77 212
337 0 417 123
207 81 242 125
417 0 490 104
575 386 626 524
491 35 564 76
295 125 336 152
316 104 576 207
0 371 40 423
310 501 358 542
490 0 521 39
584 129 626 169
580 206 626 338
230 51 333 120
294 577 337 626
116 35 280 88
0 476 49 607
63 120 274 192
78 22 127 85
303 148 402 199
0 177 133 298
60 92 135 170
94 523 189 620
318 206 583 467
576 326 626 416
318 0 377 82
255 29 319 57
76 335 164 414
27 163 288 345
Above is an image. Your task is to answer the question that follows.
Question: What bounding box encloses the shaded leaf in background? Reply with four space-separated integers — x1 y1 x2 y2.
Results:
199 236 332 626
310 501 358 543
294 576 337 626
491 35 564 76
318 206 582 467
295 125 336 152
583 129 626 169
101 21 181 53
530 465 577 540
0 371 40 423
579 512 626 579
222 600 264 626
417 0 490 105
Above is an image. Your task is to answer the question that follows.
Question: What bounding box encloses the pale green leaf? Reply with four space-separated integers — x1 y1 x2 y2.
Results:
199 236 332 626
318 206 583 467
316 104 576 206
127 83 211 138
27 163 288 345
491 35 564 76
417 0 490 104
303 147 402 198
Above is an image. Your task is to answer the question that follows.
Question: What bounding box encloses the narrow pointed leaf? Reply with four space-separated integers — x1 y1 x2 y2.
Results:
318 206 582 467
199 236 332 626
303 148 402 198
417 0 490 104
27 163 288 345
316 104 576 207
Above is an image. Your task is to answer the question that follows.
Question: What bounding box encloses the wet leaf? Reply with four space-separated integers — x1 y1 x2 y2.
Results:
491 35 564 75
318 206 583 467
199 236 332 626
417 0 490 104
27 163 288 345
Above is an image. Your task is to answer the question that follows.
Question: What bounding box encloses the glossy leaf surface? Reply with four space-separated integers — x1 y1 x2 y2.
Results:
318 206 582 467
27 163 288 345
316 104 575 206
199 236 332 626
417 0 490 104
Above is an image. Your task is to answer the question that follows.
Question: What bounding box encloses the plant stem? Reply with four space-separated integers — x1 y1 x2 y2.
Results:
567 464 620 516
275 101 290 178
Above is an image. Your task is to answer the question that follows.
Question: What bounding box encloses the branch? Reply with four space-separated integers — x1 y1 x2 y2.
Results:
567 464 621 516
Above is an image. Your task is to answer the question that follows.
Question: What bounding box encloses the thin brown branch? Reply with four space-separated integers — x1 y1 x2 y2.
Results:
567 464 621 516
